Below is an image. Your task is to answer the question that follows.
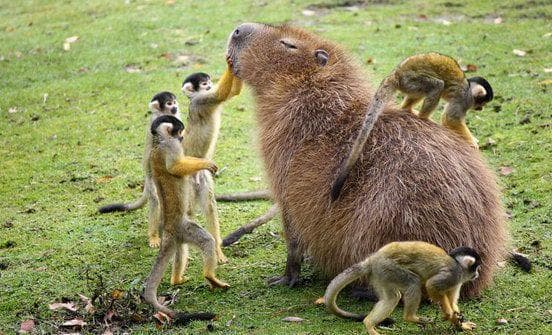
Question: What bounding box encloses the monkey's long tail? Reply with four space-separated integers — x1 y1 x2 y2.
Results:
98 187 148 213
324 259 371 321
216 189 271 202
330 76 397 201
173 311 217 326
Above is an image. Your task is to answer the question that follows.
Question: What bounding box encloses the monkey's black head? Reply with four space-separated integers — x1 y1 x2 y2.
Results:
151 115 185 140
449 246 482 280
150 91 178 114
467 77 493 110
182 72 212 97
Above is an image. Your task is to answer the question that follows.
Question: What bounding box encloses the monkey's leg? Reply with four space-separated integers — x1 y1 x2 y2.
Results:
400 73 444 120
181 219 229 289
447 284 462 314
417 78 444 119
267 208 303 287
363 287 401 335
400 95 422 113
171 243 189 285
144 235 177 317
199 172 227 263
146 178 161 248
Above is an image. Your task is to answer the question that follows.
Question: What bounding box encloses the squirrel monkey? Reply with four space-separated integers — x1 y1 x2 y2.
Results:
99 92 181 248
331 52 494 200
177 66 242 263
322 241 480 335
144 115 229 318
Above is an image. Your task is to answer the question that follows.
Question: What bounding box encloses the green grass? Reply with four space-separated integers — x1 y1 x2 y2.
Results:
1 0 551 334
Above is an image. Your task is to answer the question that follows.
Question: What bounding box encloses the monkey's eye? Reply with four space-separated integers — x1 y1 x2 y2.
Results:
280 40 297 49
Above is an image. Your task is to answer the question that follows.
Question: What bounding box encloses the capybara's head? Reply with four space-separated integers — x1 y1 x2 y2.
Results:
227 23 346 91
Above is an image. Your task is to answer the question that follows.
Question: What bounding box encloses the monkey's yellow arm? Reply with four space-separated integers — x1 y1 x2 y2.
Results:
167 156 217 177
214 65 240 102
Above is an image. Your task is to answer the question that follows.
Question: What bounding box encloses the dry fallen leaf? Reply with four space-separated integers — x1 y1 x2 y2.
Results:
63 36 79 51
96 175 113 183
461 64 478 72
282 316 304 322
65 36 79 44
499 166 514 176
49 302 78 312
513 49 526 57
61 318 87 327
539 79 552 86
496 318 508 325
111 289 124 299
153 311 171 325
78 293 95 314
19 319 35 333
124 65 141 73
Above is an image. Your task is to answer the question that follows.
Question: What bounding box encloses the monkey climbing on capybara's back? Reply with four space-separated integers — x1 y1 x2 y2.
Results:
226 23 507 297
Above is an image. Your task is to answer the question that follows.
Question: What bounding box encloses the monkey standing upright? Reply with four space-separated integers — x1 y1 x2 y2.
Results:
161 65 242 265
323 241 480 335
331 52 494 200
144 115 229 318
99 92 181 247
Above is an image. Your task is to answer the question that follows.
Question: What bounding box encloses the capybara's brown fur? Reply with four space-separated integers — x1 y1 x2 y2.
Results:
227 23 507 296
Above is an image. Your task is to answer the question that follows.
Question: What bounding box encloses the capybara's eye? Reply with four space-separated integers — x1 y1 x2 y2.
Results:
280 40 297 49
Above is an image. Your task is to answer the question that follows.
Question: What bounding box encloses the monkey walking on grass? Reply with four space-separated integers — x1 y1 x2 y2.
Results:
321 241 480 335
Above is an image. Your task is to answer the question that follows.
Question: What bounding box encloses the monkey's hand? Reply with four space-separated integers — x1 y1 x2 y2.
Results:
168 156 217 177
204 161 218 174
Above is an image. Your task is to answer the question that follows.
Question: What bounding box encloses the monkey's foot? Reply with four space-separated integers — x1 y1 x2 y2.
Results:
460 321 476 331
216 250 228 264
267 273 300 288
405 315 433 324
364 323 382 335
314 297 325 305
148 236 161 248
170 275 189 286
205 276 230 290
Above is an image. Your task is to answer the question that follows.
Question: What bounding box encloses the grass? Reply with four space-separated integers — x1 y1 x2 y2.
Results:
1 0 551 334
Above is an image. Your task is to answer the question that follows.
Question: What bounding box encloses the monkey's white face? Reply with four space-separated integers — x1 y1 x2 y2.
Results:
164 99 179 115
182 79 213 99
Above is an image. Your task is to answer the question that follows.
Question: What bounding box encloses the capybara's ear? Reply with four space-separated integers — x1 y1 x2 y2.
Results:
315 49 329 66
